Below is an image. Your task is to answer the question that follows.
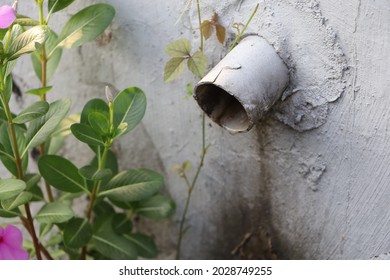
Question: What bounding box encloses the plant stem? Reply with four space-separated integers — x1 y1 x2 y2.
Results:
20 216 53 260
38 0 45 25
176 185 192 260
86 145 109 221
36 0 55 203
82 144 110 259
176 1 209 260
196 0 203 52
0 70 42 260
176 113 208 260
228 3 259 52
38 43 55 202
23 204 42 259
40 46 47 100
39 243 54 260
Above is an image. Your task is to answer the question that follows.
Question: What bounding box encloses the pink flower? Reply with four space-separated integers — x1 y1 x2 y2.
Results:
0 225 29 260
0 5 16 29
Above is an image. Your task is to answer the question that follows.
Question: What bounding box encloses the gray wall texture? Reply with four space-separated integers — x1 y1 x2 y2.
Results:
2 0 390 259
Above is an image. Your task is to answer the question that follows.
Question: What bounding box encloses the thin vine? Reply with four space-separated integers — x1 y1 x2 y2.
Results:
164 2 260 259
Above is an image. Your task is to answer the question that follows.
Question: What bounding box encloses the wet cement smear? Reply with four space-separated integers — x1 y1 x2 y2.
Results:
252 0 348 131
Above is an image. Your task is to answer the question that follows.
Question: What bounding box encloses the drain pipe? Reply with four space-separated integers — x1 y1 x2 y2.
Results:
194 35 289 133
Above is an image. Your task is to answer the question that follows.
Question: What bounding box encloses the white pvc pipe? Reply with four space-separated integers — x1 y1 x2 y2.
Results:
194 35 289 133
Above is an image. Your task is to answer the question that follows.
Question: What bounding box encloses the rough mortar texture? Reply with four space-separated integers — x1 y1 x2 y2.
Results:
1 0 389 260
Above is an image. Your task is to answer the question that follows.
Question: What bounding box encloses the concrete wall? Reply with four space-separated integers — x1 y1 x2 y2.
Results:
2 0 390 259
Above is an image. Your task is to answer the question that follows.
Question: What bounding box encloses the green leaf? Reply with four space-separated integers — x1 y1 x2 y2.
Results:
93 201 116 232
28 185 45 202
113 87 146 134
31 30 62 81
201 20 213 40
215 23 226 44
0 124 28 177
4 60 17 79
111 213 132 234
48 0 75 13
55 4 115 50
187 51 208 78
63 218 92 249
0 29 7 40
23 98 71 158
99 169 163 202
38 155 87 193
8 25 49 60
26 173 41 189
3 25 23 54
89 150 118 191
164 38 191 57
39 223 54 240
13 16 40 27
45 232 63 247
0 142 16 176
13 101 49 124
94 200 116 216
164 57 186 82
92 231 137 260
45 135 65 155
88 111 109 136
135 195 176 220
25 174 44 202
79 165 112 181
3 74 12 103
91 150 118 175
25 86 53 97
81 99 109 125
58 192 83 204
0 179 26 200
0 205 21 218
71 123 105 146
109 199 134 210
1 191 33 210
35 202 74 224
113 123 128 139
124 233 157 259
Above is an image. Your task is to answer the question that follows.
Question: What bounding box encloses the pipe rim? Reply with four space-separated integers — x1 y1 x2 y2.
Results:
194 82 253 133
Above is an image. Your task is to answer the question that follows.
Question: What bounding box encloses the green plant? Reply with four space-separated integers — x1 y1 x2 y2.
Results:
0 1 175 260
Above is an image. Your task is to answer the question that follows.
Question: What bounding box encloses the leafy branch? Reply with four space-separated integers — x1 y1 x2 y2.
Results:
0 1 175 261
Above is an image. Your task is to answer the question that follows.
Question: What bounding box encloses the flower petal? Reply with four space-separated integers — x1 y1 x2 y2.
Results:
0 243 14 259
0 243 29 260
0 5 16 29
3 225 23 247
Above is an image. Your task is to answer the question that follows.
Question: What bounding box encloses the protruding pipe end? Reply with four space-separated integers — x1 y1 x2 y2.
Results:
194 35 289 134
195 84 252 133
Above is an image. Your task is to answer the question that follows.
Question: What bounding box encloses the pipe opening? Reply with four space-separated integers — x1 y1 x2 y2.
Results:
195 84 251 133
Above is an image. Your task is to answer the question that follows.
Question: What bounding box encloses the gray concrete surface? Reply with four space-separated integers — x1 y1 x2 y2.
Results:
1 0 389 259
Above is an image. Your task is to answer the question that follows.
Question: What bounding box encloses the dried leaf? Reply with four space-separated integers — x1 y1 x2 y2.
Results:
164 57 186 82
216 23 226 44
187 51 208 79
200 20 213 40
171 164 184 177
164 38 191 57
211 13 218 23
